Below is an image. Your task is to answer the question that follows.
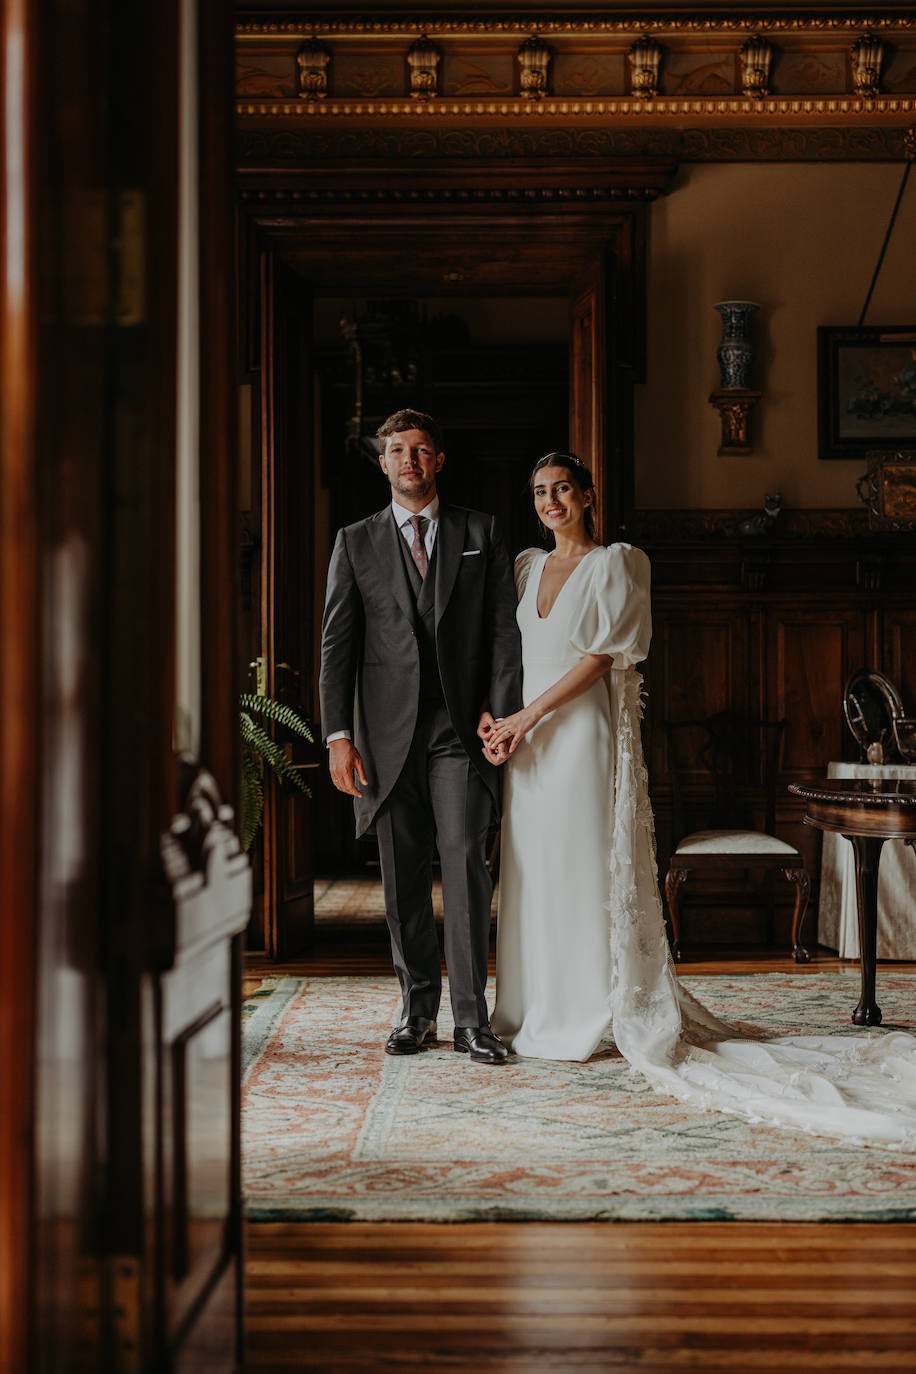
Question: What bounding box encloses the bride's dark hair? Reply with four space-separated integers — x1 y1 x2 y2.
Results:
529 450 598 542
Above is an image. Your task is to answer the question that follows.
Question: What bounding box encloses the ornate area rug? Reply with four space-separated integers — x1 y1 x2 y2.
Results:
242 972 916 1223
314 875 498 923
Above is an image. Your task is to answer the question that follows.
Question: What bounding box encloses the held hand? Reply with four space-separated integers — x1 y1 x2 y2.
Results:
484 706 539 758
476 710 497 744
328 739 368 797
477 710 509 765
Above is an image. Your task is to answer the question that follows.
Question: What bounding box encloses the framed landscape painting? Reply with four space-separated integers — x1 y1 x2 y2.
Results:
817 326 916 459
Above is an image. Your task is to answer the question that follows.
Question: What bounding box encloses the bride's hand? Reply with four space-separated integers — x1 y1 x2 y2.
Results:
485 706 539 758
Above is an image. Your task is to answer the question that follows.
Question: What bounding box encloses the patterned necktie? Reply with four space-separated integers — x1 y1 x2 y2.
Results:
407 514 429 579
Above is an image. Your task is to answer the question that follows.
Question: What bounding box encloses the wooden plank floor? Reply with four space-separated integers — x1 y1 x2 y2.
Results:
244 939 900 994
246 1221 916 1372
244 937 916 1373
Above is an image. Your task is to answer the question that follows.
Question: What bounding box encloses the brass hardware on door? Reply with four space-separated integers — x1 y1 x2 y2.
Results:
249 656 267 696
276 662 300 680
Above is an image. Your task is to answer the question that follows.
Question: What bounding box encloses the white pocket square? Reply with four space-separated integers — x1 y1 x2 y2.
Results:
462 549 481 557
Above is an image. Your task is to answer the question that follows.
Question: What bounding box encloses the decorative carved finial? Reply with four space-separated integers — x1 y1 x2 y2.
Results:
518 33 553 101
296 37 331 101
407 33 441 101
850 32 885 98
740 34 773 101
628 35 662 101
709 392 762 455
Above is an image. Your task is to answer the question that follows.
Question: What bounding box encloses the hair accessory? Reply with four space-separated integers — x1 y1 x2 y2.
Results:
539 450 584 467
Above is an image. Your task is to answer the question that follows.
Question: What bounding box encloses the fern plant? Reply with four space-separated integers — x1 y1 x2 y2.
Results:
240 693 315 851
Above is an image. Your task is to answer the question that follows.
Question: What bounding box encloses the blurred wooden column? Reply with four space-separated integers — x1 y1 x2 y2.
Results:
0 1 39 1370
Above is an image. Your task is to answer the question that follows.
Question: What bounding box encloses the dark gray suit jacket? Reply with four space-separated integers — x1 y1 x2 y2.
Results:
319 503 523 837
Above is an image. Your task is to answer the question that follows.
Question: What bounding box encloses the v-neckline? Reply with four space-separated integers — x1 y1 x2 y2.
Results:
533 546 602 621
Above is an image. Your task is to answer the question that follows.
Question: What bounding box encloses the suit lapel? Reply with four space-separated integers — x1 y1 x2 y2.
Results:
367 507 415 628
434 505 467 626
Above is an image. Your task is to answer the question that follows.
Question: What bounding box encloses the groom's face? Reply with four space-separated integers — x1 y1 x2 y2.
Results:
379 428 445 506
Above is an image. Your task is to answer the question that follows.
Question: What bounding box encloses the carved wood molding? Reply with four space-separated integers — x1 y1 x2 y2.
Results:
237 14 916 37
237 95 916 120
679 125 909 157
237 13 916 121
236 124 912 164
237 184 662 202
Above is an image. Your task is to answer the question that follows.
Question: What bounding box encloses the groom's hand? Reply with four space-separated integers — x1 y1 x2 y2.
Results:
328 739 368 796
477 710 508 765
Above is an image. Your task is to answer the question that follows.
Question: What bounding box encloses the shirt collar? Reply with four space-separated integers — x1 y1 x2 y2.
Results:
391 495 440 527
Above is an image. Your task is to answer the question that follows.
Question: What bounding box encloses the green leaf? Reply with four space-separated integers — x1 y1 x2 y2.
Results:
239 693 315 743
240 712 311 796
239 694 314 847
240 743 264 852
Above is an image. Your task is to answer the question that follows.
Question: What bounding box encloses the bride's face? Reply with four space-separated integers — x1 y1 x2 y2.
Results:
532 465 591 534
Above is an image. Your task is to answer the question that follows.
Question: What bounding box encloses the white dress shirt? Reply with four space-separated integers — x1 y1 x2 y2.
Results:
392 495 440 560
326 496 441 745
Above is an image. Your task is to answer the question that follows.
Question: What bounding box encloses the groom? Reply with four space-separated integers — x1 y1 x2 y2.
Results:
319 409 522 1064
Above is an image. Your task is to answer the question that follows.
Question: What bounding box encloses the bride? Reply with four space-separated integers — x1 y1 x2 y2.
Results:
482 450 916 1150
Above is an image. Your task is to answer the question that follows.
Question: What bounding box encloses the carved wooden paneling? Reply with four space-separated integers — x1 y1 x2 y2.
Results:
645 540 915 790
644 539 915 944
645 608 748 778
883 607 916 715
768 608 866 777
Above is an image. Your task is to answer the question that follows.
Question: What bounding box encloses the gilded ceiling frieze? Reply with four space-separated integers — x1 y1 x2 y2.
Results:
235 124 910 163
236 95 916 118
236 16 916 37
236 12 916 130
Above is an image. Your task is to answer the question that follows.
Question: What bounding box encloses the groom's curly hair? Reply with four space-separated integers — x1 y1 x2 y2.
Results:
529 451 598 541
376 409 444 453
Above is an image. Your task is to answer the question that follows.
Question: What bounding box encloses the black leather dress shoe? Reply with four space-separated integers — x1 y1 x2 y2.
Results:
385 1017 437 1056
453 1025 509 1064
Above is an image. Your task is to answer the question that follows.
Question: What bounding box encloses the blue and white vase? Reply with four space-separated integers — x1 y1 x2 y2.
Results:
714 301 758 390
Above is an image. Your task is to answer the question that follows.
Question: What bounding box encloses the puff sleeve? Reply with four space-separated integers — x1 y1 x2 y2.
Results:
568 544 652 668
513 547 542 599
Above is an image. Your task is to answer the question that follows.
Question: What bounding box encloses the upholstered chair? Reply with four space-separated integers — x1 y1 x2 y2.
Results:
663 715 810 962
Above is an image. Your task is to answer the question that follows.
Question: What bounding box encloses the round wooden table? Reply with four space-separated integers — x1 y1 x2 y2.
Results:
788 778 916 1026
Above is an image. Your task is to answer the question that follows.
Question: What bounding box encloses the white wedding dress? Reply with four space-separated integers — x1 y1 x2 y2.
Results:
493 544 916 1150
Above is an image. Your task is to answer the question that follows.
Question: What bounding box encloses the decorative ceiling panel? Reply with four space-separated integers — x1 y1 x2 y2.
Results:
236 9 916 157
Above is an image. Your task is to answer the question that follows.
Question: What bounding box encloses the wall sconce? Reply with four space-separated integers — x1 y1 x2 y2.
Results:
851 32 885 98
709 301 762 455
628 35 662 101
740 35 773 100
407 33 441 101
296 37 332 101
518 33 553 101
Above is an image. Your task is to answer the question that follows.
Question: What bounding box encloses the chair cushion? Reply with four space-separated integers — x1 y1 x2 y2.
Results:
674 829 798 856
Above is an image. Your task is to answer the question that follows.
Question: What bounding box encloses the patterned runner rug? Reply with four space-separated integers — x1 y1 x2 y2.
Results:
242 972 916 1223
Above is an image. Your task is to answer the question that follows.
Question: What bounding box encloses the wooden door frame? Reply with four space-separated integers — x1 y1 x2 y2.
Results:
236 156 675 951
237 153 676 527
256 251 317 958
0 0 242 1365
0 1 39 1367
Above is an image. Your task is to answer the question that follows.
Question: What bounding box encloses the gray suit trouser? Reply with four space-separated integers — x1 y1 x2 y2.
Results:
374 698 494 1029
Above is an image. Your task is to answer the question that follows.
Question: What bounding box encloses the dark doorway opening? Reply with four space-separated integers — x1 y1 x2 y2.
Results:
311 292 569 884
